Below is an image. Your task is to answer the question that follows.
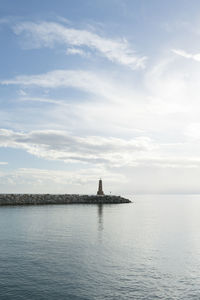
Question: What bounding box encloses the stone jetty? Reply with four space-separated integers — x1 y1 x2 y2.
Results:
0 194 131 206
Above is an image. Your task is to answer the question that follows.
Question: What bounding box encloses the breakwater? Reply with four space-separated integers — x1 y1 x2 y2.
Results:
0 194 131 206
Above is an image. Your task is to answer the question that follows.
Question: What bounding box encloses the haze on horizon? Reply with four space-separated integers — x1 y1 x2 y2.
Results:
0 0 200 195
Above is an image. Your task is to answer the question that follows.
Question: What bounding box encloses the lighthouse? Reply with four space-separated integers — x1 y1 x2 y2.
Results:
97 179 104 195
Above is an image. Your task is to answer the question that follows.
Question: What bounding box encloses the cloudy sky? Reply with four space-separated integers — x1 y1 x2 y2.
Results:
1 0 200 194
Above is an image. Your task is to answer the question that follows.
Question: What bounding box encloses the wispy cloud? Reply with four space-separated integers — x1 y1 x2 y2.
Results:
1 128 200 169
0 166 125 193
0 69 107 93
0 167 124 185
0 129 154 167
19 96 66 105
0 69 137 105
66 47 89 57
172 49 200 62
13 21 147 69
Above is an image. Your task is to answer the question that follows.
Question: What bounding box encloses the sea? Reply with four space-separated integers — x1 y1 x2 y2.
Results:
1 194 200 300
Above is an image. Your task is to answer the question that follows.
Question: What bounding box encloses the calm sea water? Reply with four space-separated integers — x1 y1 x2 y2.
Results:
1 195 200 300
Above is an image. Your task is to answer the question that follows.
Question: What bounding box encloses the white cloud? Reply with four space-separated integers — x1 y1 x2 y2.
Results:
172 49 200 62
133 157 200 168
185 123 200 140
3 55 200 141
0 69 142 107
3 53 200 140
0 166 125 194
0 69 115 100
66 47 89 57
1 128 200 170
0 162 8 165
19 96 64 105
0 68 149 136
0 70 99 92
0 128 155 167
13 21 146 69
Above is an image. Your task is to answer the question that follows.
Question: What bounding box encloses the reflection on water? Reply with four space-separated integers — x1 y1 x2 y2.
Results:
97 204 103 232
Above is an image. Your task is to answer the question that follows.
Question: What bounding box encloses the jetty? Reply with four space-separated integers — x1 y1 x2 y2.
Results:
0 194 131 206
0 179 131 206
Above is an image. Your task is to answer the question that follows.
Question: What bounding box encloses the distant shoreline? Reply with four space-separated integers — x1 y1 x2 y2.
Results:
0 194 131 206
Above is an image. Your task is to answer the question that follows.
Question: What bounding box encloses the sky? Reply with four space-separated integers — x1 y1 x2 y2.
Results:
1 0 200 194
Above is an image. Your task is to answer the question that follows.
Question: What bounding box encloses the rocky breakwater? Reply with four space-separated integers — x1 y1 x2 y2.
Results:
0 194 131 206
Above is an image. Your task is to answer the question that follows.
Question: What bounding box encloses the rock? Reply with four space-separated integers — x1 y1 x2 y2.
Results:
0 194 131 206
